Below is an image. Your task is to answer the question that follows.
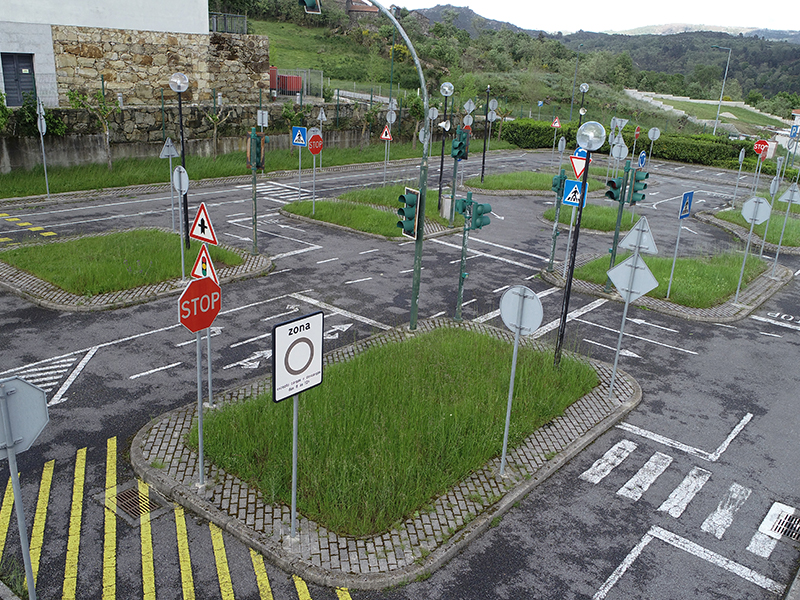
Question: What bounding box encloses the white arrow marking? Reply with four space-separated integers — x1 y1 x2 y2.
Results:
582 339 640 358
490 211 505 220
681 226 699 235
627 317 678 332
574 318 697 355
324 323 353 340
129 362 182 380
261 305 301 322
223 350 272 370
176 327 223 347
223 232 252 242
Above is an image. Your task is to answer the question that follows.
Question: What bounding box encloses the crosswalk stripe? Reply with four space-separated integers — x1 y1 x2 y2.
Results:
210 523 235 599
103 437 117 600
579 440 638 484
0 478 13 562
175 506 196 600
63 447 86 600
139 480 156 600
293 574 313 600
30 459 54 583
747 531 778 558
701 482 752 540
249 549 274 600
617 452 673 501
657 466 711 518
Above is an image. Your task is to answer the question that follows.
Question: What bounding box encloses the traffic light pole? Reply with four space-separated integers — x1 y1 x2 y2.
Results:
455 197 472 321
605 160 631 292
449 158 459 227
437 95 449 211
481 85 490 183
548 169 566 272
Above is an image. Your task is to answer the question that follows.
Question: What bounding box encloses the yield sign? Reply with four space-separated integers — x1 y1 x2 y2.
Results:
569 154 590 180
189 202 218 246
619 216 658 254
552 117 562 128
380 124 393 141
191 244 219 284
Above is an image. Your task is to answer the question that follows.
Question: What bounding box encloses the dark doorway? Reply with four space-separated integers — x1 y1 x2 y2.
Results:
1 53 36 107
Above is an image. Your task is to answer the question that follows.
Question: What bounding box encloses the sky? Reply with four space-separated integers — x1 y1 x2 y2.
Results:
394 0 797 35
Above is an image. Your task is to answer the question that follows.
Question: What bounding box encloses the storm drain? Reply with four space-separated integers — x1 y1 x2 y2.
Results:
93 480 171 527
758 502 800 542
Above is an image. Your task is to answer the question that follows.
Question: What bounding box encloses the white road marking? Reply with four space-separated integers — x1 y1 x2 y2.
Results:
229 332 271 348
701 483 752 539
616 413 753 462
534 299 608 339
345 277 372 284
493 285 510 293
579 440 638 484
359 249 379 254
175 327 223 347
751 315 800 331
223 350 272 370
657 466 712 518
593 526 785 599
472 287 559 324
290 293 391 330
316 257 339 264
713 322 737 329
681 226 699 235
223 232 252 242
574 318 698 354
583 339 640 358
431 238 538 270
627 317 678 332
462 299 477 306
759 332 782 337
617 452 673 501
469 237 548 261
129 362 182 380
48 348 98 406
747 532 778 558
429 311 446 319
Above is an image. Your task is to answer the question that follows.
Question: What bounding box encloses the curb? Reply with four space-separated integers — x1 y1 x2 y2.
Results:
131 318 642 590
696 210 800 256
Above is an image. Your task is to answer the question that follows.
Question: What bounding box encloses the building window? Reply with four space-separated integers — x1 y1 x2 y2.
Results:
1 53 36 107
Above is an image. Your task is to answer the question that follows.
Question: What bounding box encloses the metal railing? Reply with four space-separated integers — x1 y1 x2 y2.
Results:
272 69 324 99
209 13 247 34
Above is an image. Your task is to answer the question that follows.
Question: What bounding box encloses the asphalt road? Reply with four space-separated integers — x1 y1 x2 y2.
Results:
0 149 798 599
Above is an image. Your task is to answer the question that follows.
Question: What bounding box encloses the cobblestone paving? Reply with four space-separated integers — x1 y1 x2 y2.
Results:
132 318 641 590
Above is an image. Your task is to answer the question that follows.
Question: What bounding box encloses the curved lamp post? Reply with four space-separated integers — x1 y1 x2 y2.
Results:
554 121 606 367
711 45 732 136
169 72 191 251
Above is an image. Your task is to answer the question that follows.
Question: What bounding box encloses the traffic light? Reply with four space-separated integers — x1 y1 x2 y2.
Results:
471 202 492 230
298 0 321 13
605 176 624 202
552 169 567 197
454 197 471 215
630 170 649 205
451 127 469 160
397 187 419 238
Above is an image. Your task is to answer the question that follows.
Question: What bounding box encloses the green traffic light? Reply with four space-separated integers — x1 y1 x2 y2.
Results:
397 189 419 237
605 177 624 202
630 170 648 205
471 202 492 229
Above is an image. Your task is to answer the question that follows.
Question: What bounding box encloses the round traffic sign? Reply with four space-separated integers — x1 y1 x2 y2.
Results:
648 127 661 141
754 139 769 155
463 114 474 127
179 277 221 333
487 110 497 122
428 107 439 121
308 134 323 155
386 110 397 124
172 166 189 195
611 143 628 160
489 98 498 111
499 286 543 336
638 150 647 168
634 126 641 140
558 137 566 153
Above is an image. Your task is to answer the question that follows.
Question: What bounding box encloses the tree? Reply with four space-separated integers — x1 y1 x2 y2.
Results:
67 90 120 171
201 107 233 160
406 94 425 150
0 92 12 134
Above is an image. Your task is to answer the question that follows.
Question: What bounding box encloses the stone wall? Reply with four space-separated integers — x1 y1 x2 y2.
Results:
50 26 270 107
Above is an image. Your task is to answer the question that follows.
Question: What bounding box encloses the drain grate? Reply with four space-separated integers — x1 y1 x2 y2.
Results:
93 480 171 527
772 512 800 541
113 486 162 520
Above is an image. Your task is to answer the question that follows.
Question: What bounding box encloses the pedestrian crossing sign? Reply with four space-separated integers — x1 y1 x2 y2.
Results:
380 124 393 141
292 126 307 147
562 179 585 207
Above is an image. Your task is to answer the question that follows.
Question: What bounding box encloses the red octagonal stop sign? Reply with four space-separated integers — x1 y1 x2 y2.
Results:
754 139 769 155
179 277 221 333
308 134 323 155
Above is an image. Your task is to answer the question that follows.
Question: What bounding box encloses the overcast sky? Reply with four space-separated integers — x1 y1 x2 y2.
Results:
395 1 796 35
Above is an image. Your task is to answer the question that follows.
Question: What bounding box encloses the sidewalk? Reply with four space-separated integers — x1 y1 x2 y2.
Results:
131 318 642 590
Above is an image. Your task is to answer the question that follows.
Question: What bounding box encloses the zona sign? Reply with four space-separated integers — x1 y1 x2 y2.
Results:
179 277 221 333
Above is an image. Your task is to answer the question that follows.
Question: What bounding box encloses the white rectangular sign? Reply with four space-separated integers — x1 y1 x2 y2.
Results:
272 311 324 402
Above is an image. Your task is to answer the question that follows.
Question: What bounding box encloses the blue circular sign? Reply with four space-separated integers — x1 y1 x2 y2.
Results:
573 147 588 159
638 150 647 168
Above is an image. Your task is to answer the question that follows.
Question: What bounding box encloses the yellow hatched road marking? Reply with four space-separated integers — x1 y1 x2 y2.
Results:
41 232 57 237
293 575 312 600
0 238 11 242
4 218 20 222
138 480 155 600
174 506 195 600
30 459 54 583
249 549 273 600
103 437 117 600
209 523 235 599
0 214 8 217
0 478 14 561
62 447 86 600
28 227 44 232
16 222 32 227
335 588 353 600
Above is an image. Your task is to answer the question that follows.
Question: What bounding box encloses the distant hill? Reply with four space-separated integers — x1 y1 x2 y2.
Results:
413 4 544 38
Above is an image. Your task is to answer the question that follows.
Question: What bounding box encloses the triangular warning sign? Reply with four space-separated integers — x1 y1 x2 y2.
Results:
189 202 218 246
619 216 658 255
552 117 561 128
293 129 306 146
380 125 393 141
191 244 219 284
160 137 180 159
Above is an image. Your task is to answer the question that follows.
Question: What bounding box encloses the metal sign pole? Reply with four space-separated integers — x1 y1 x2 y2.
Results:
481 86 490 182
312 153 317 215
562 206 577 278
499 297 524 477
455 201 471 321
667 216 683 299
169 155 176 232
0 391 37 600
759 159 783 258
449 159 459 227
383 140 389 186
290 393 299 538
206 326 213 408
252 162 258 255
36 100 50 201
298 149 302 202
735 203 761 304
196 331 205 488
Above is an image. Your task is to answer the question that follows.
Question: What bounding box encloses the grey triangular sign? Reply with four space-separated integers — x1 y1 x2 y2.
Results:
160 137 180 159
619 216 658 254
318 107 327 122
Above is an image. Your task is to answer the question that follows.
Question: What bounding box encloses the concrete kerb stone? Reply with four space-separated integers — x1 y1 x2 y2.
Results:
696 209 800 256
131 317 642 590
0 227 272 311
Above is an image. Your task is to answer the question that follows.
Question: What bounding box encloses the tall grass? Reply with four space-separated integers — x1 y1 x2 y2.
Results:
717 208 800 246
0 230 242 295
466 171 603 192
191 328 598 536
575 251 767 308
543 202 640 232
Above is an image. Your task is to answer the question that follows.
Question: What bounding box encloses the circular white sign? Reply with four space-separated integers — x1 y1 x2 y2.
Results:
489 98 498 111
463 114 474 127
648 127 661 141
386 110 397 124
558 137 567 153
580 83 589 93
611 144 629 160
487 110 497 122
428 107 439 121
172 166 189 195
500 286 543 336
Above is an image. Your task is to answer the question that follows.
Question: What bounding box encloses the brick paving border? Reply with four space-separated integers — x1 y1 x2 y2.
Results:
0 228 272 311
131 318 641 590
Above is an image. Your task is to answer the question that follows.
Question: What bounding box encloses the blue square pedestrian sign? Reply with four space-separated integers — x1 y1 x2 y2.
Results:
292 126 308 147
562 179 585 207
679 191 693 219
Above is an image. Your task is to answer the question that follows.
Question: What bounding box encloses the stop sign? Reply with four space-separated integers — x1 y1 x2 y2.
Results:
308 134 323 155
179 277 221 333
753 139 769 155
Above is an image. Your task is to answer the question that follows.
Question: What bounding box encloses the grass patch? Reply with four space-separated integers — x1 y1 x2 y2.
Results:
662 100 785 128
190 327 597 537
716 207 800 246
0 230 242 295
543 202 640 232
465 171 603 193
575 251 767 308
283 185 463 236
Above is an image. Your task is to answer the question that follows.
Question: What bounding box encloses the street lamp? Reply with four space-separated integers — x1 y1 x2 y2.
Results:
711 45 732 136
578 83 589 126
554 121 606 367
569 44 583 122
169 72 191 251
